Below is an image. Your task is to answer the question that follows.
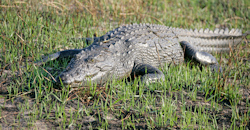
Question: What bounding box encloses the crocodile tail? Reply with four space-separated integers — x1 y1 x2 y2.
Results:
176 28 249 52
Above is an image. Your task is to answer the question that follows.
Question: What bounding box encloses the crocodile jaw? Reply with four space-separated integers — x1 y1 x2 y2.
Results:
55 61 113 86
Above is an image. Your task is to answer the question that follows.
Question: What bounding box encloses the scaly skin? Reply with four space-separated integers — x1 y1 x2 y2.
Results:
37 23 249 87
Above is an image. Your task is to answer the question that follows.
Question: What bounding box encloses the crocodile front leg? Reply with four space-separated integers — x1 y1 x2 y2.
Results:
131 62 165 84
180 41 221 72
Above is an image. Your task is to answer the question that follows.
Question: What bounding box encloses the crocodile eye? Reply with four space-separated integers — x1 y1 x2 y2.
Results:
85 57 95 63
90 58 95 62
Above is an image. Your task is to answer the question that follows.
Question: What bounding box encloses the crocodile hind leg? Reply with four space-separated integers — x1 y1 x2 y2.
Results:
131 62 165 84
35 49 82 66
180 41 221 72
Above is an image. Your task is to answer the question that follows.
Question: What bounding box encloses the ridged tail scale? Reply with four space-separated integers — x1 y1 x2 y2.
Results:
175 28 248 52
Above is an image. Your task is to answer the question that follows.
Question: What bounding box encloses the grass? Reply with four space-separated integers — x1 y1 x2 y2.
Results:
0 0 250 129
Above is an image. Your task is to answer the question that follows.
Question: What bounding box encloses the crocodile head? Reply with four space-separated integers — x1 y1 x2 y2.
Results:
55 50 115 87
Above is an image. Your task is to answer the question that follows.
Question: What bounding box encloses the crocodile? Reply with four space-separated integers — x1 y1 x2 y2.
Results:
38 23 249 87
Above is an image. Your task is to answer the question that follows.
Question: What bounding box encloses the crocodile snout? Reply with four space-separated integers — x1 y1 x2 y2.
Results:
55 73 74 85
